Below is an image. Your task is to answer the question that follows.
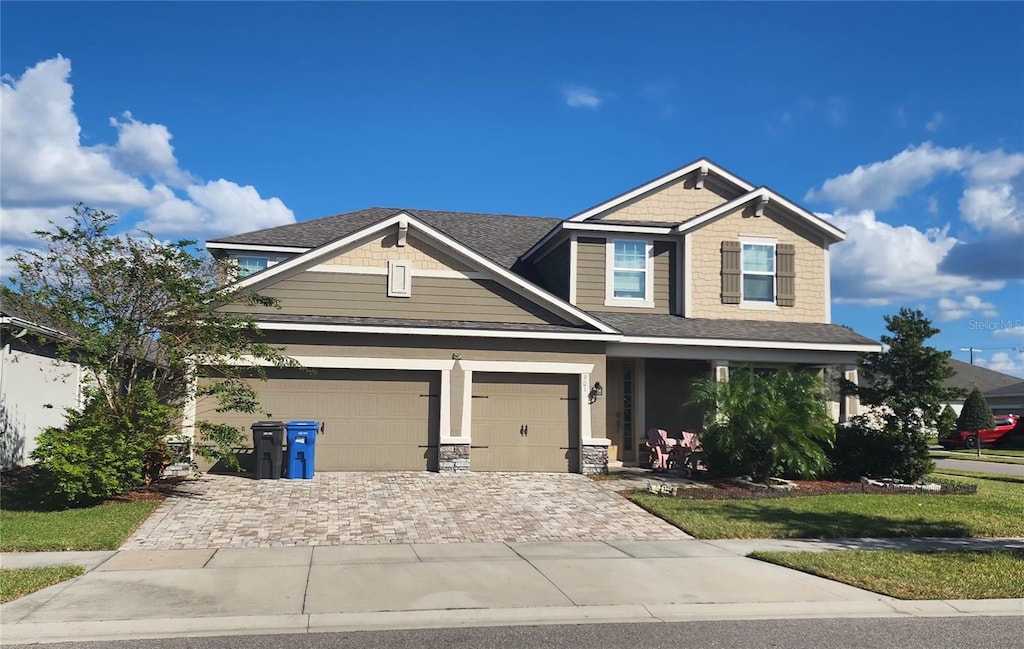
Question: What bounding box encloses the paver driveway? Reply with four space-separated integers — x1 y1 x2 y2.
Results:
122 472 690 549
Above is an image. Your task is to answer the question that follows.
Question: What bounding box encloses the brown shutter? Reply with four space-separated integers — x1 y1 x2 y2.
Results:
721 241 741 304
776 244 796 307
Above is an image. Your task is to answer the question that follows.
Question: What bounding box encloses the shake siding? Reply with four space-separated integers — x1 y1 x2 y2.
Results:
574 237 674 314
592 176 742 223
221 272 571 325
690 205 828 323
531 240 570 300
324 232 473 272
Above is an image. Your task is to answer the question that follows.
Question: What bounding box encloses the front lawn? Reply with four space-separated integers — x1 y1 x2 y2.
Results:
0 500 161 551
932 450 1024 465
629 473 1024 539
751 549 1024 600
0 566 85 603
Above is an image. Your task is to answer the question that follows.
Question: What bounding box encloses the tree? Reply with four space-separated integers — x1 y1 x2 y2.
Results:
690 368 834 482
840 308 961 482
936 403 958 437
957 387 995 437
6 205 293 503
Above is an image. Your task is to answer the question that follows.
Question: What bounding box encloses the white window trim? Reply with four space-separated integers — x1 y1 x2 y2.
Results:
739 238 777 309
387 260 412 297
604 239 655 308
234 255 270 279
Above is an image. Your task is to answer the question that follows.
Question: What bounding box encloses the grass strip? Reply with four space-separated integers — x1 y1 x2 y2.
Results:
629 474 1024 539
0 566 85 603
932 451 1024 466
0 501 160 551
750 549 1024 600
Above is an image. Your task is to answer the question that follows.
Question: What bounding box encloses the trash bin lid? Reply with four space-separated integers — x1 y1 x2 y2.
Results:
286 420 319 430
252 420 285 431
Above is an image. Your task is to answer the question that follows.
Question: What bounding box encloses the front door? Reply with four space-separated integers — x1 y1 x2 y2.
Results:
605 359 636 463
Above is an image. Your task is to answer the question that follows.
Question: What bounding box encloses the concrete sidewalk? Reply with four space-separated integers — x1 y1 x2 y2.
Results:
2 539 1022 645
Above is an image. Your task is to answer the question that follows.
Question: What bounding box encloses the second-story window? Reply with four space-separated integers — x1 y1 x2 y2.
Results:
236 256 269 278
612 240 648 300
741 243 775 302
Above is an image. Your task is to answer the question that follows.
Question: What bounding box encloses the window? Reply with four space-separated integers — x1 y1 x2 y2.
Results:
235 256 269 278
741 243 775 302
607 239 652 305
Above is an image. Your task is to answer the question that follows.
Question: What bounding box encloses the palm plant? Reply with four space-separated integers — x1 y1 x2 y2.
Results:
690 368 834 482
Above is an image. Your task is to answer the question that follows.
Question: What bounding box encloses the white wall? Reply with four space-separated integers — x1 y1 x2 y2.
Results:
1 343 82 469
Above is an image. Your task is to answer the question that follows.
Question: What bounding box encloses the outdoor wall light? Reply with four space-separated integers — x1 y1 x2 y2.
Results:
588 381 604 404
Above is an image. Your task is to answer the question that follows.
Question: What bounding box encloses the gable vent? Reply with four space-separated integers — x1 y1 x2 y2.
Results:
387 260 412 297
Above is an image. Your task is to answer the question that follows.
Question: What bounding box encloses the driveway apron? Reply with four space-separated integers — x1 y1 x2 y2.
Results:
121 473 690 549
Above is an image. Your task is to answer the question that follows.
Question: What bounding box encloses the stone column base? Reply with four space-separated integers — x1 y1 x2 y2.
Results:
582 444 609 475
438 444 470 473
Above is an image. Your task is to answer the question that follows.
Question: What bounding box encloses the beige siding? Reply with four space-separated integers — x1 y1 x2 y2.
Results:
323 231 472 272
222 272 570 325
530 240 570 300
573 237 675 314
593 176 742 223
689 205 828 322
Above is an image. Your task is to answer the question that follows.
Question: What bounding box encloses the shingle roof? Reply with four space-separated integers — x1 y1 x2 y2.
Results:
591 312 879 346
943 359 1023 395
208 207 563 269
248 313 597 335
983 379 1024 398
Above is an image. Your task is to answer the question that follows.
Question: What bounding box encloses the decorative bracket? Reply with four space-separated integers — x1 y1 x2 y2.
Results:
754 195 769 217
695 163 709 189
397 217 409 247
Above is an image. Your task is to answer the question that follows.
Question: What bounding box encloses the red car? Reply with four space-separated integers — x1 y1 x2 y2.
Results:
939 414 1021 449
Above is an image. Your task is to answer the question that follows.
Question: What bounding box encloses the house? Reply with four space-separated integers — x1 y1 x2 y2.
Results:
939 359 1023 418
194 158 880 474
984 380 1024 416
0 299 84 469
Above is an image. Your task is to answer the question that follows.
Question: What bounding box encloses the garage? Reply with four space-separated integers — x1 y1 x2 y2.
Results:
197 368 440 471
469 372 580 472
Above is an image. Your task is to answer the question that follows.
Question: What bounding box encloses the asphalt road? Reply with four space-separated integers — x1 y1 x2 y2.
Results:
11 617 1024 649
933 457 1024 476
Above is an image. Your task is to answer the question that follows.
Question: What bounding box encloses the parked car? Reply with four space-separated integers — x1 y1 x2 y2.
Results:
939 414 1021 449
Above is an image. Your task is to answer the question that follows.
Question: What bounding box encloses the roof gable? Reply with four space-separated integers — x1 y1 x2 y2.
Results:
230 212 617 333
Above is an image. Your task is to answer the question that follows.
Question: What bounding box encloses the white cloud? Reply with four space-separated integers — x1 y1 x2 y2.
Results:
935 295 999 322
823 209 1004 305
925 111 944 132
994 326 1024 339
0 56 294 252
805 143 964 211
562 85 602 109
976 351 1024 376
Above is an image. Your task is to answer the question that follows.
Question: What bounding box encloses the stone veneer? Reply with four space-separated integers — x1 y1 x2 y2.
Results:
438 443 471 473
582 444 609 475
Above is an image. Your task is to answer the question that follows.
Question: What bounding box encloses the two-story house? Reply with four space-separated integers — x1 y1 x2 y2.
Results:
195 158 880 474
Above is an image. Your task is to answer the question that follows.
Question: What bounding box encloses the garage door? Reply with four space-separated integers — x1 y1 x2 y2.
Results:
196 368 439 471
470 372 579 472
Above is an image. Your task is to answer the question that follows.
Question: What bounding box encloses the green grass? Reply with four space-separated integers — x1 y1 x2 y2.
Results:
751 550 1024 600
0 566 85 603
629 473 1024 539
931 469 1024 484
0 501 160 551
932 450 1024 465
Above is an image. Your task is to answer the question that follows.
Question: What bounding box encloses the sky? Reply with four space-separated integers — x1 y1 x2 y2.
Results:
2 2 1023 375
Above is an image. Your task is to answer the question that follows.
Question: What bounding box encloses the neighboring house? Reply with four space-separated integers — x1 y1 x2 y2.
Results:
939 359 1023 418
197 158 880 474
0 302 84 469
984 380 1024 416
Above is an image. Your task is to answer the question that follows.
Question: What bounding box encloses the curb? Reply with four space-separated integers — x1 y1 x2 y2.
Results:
3 599 1023 645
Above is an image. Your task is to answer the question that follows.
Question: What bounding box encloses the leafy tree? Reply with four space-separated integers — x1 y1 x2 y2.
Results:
839 308 961 482
957 387 995 434
6 205 294 502
690 368 834 482
936 403 958 437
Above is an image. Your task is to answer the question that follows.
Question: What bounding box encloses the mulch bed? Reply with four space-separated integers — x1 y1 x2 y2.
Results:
0 465 186 506
677 479 971 500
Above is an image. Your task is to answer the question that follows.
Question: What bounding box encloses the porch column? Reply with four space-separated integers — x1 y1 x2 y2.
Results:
839 364 859 424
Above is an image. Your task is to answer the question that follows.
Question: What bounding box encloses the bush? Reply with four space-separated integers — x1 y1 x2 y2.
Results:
31 382 176 506
936 404 958 437
831 416 933 482
957 387 995 433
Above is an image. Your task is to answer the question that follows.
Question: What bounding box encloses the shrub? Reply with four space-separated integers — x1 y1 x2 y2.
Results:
690 368 834 482
31 382 176 506
831 416 933 482
957 387 996 433
936 404 958 437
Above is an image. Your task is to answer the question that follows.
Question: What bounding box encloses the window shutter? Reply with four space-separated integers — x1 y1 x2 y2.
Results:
721 241 741 304
387 260 412 297
776 244 795 307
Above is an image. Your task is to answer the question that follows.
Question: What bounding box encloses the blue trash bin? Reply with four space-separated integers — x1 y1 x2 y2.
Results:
285 420 319 479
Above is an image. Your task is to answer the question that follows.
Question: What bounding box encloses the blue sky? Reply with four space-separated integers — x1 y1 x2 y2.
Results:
2 2 1023 374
